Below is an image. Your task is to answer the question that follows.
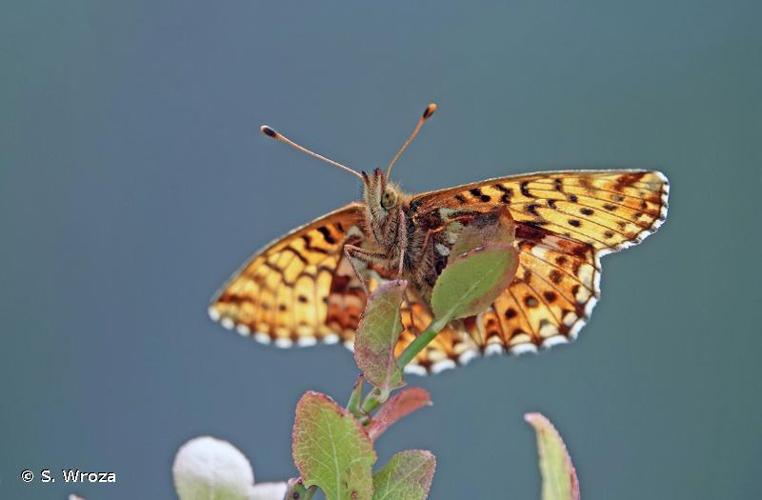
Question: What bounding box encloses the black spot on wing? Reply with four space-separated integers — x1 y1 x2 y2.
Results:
469 188 492 202
316 226 337 244
520 181 535 198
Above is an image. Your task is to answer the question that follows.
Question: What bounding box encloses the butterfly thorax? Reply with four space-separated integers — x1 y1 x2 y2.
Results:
362 167 507 302
362 168 435 293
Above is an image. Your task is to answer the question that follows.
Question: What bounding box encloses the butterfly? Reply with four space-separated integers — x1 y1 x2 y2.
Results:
209 103 669 375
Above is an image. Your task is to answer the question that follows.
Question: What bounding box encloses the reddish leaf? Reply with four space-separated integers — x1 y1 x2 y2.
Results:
354 280 407 391
450 205 515 256
367 387 432 441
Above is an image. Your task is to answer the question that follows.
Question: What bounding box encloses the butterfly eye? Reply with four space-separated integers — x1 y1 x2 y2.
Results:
381 189 398 209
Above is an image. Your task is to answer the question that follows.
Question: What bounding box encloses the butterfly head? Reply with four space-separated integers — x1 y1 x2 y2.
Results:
360 167 408 246
362 167 405 219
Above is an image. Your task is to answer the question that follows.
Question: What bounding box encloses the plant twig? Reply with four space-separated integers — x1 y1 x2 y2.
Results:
360 387 388 415
346 376 365 418
396 316 450 369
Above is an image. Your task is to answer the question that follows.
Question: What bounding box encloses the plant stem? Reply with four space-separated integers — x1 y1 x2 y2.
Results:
396 316 450 369
350 297 449 421
360 387 387 414
346 376 364 418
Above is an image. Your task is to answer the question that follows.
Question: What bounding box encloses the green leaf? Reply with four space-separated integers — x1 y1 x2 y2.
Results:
525 413 580 500
372 450 436 500
367 387 432 441
397 209 517 368
354 280 407 391
431 207 517 322
430 241 518 322
292 392 376 500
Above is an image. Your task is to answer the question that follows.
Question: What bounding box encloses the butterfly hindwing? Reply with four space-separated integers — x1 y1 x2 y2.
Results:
391 215 603 375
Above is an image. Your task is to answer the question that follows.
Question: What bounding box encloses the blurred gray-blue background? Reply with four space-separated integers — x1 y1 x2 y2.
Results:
2 1 760 498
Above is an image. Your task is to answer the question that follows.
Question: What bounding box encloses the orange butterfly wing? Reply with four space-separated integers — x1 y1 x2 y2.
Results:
210 170 669 375
209 203 368 347
410 170 669 253
400 169 669 373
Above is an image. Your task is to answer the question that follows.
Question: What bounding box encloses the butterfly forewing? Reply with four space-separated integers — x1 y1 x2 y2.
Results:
209 203 366 347
410 170 668 253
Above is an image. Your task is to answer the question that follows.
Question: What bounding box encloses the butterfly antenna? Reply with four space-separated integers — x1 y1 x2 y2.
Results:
386 102 437 178
260 125 364 180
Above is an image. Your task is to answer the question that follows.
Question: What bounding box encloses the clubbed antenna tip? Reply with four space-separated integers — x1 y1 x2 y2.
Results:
422 103 437 120
258 123 363 180
386 101 439 178
260 125 278 138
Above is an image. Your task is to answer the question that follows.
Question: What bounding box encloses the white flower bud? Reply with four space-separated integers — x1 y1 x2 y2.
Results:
172 436 254 500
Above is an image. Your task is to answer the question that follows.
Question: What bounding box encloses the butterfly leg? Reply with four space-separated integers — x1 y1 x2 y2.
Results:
396 244 406 277
418 227 442 261
343 244 388 295
392 207 408 278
